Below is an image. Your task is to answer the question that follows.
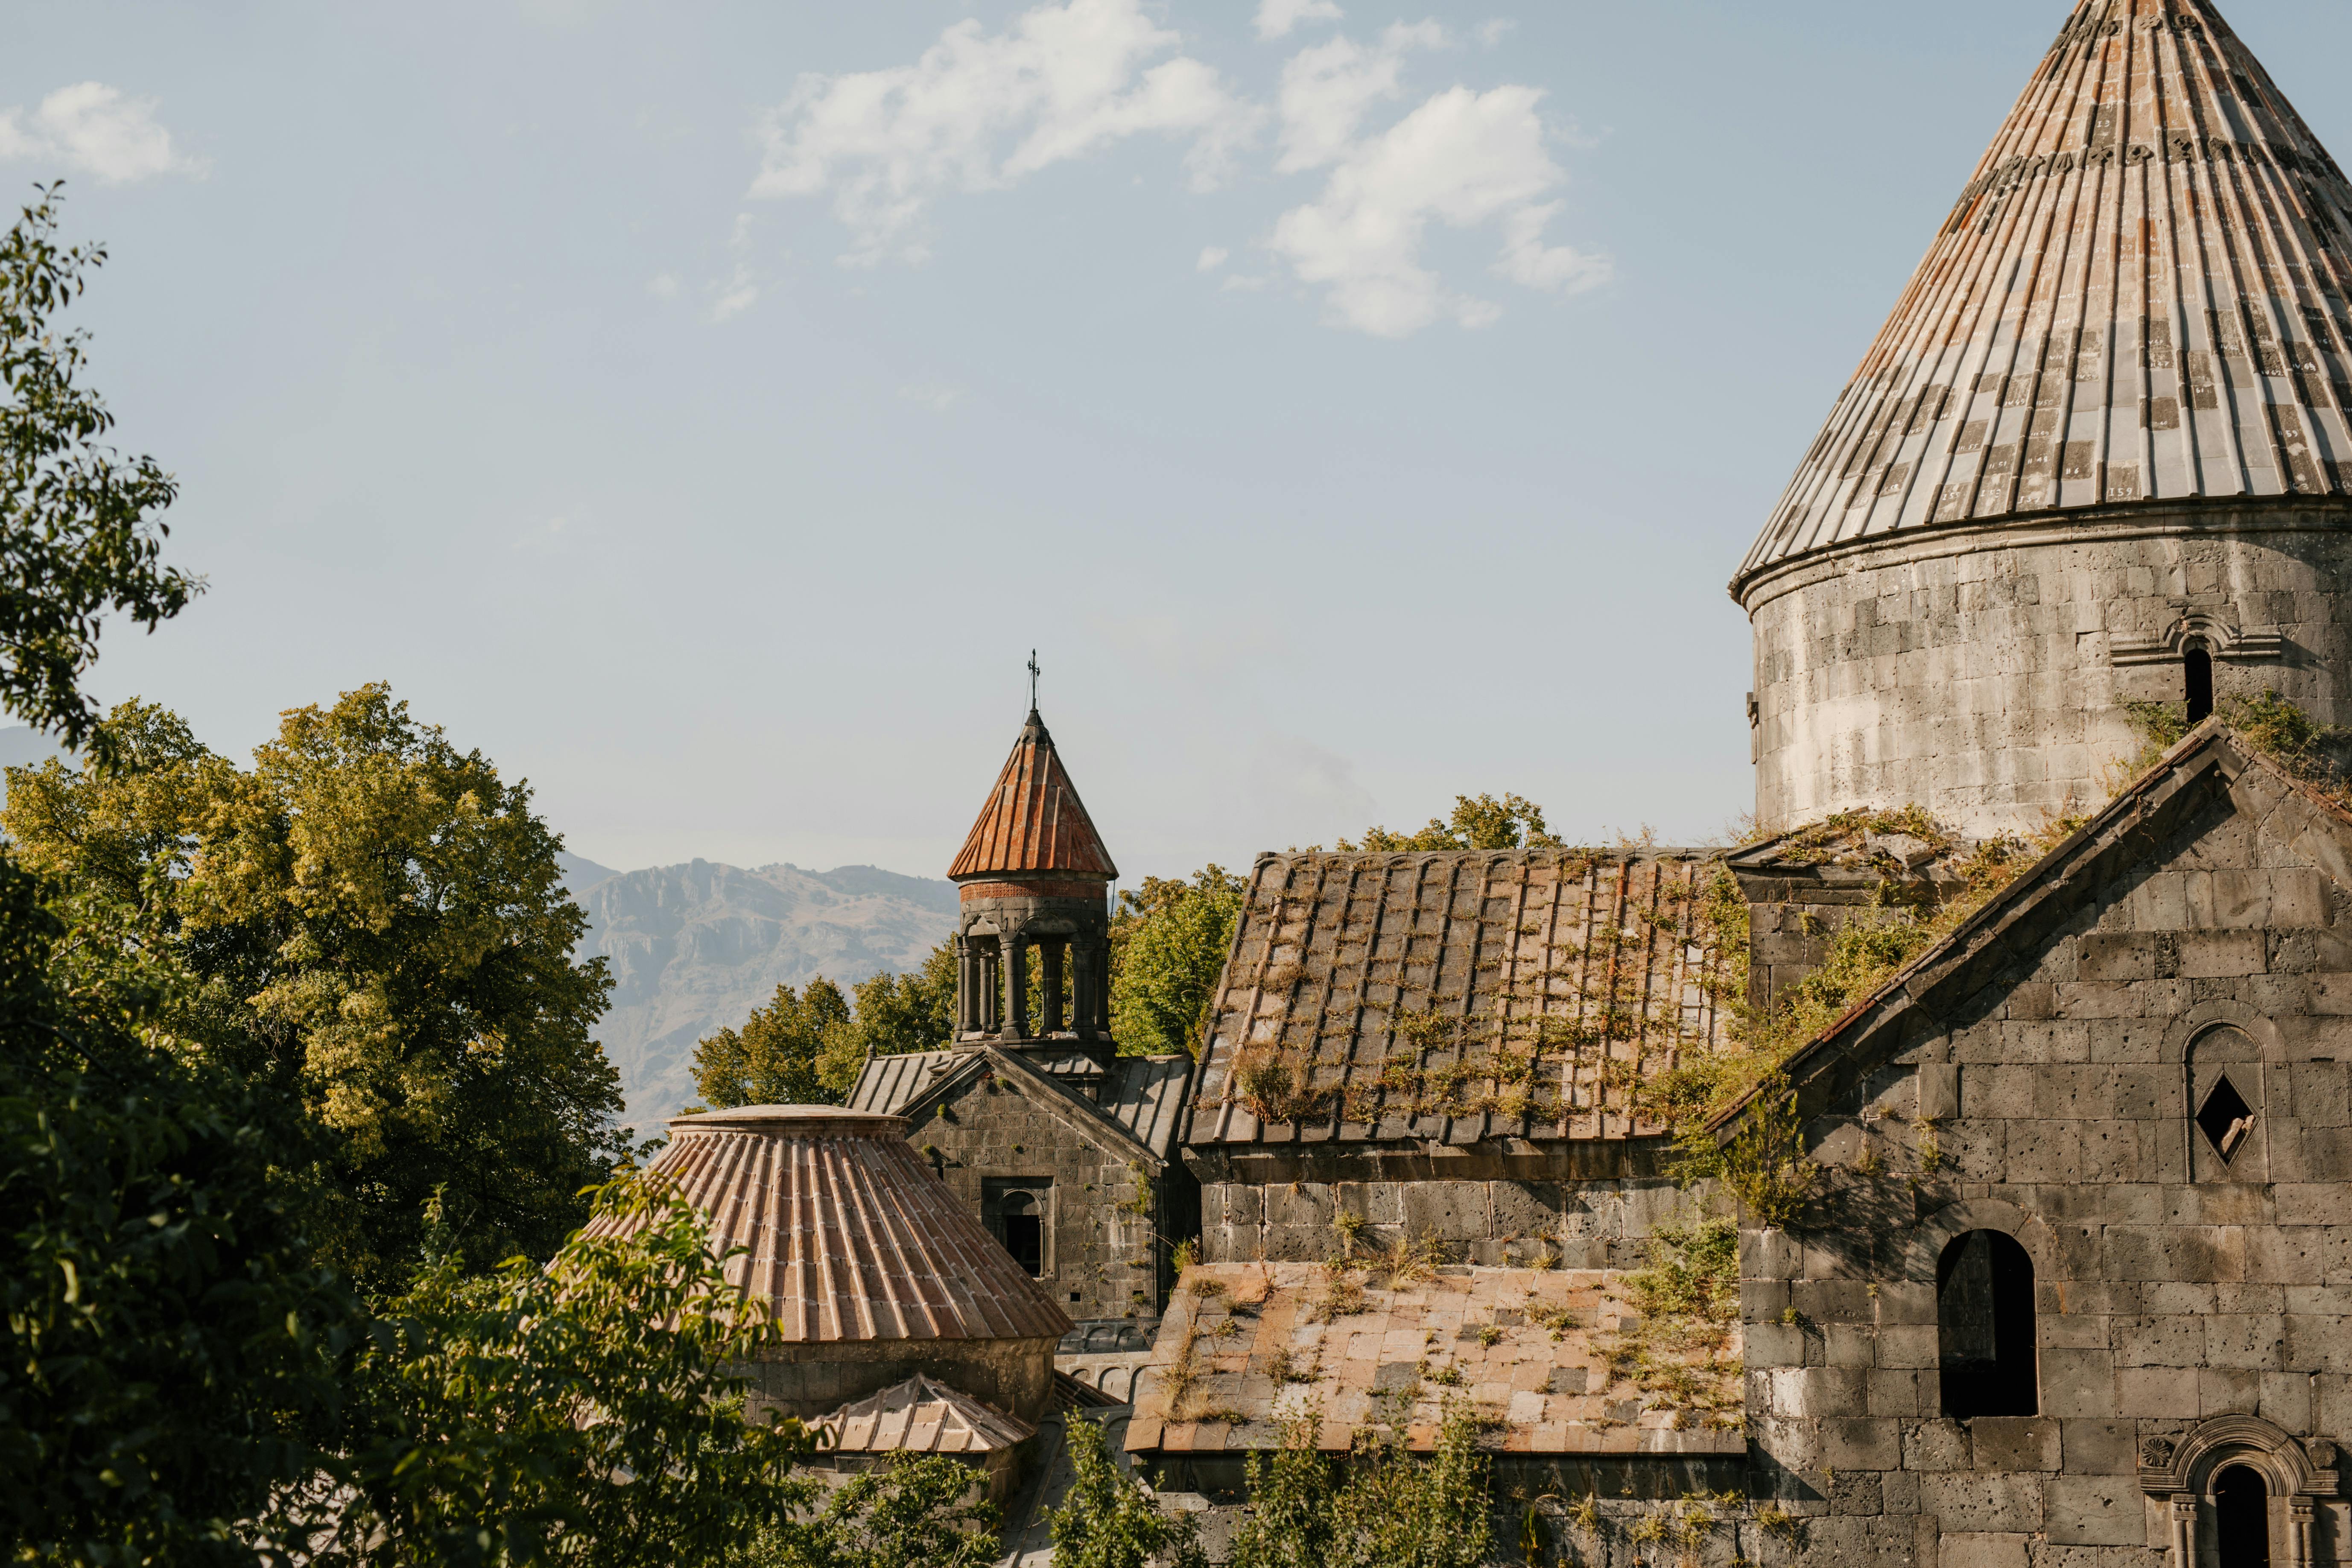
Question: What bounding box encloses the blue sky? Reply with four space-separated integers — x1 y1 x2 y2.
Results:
8 0 2351 882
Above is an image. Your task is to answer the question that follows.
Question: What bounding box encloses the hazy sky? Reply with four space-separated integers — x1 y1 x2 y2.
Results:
9 0 2351 882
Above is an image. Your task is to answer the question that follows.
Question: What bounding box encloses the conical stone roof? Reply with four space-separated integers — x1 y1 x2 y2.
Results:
1734 0 2352 601
593 1106 1072 1344
948 710 1117 882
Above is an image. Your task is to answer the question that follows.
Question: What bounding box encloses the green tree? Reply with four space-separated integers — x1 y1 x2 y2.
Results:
327 1175 815 1567
1108 867 1242 1058
691 978 856 1109
0 187 196 760
1337 793 1563 853
1048 1414 1204 1568
1225 1412 1336 1568
848 939 957 1057
0 852 358 1568
5 689 628 1291
1325 1404 1490 1568
748 1454 1003 1568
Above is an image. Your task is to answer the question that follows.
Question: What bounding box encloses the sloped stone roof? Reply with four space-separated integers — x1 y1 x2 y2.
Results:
1122 1264 1744 1459
949 710 1117 882
848 1046 1196 1163
814 1373 1037 1454
1186 850 1733 1149
599 1105 1072 1343
1736 0 2352 600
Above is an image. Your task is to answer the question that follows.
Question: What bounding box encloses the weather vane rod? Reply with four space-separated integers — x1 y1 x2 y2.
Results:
1027 649 1040 712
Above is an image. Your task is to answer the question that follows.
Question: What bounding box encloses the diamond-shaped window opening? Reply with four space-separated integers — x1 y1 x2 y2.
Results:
2197 1075 2257 1163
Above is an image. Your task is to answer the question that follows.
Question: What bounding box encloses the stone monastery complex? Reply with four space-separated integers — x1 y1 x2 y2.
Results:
634 3 2352 1563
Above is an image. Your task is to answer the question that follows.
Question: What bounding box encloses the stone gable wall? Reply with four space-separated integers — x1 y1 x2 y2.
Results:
915 1072 1185 1323
1743 783 2352 1565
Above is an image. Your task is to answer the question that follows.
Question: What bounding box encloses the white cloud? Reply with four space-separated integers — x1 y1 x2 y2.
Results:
1275 21 1444 175
1475 18 1516 47
0 83 203 185
1196 245 1227 271
647 272 681 298
707 214 760 322
749 0 1260 266
898 377 963 411
1253 0 1344 41
1269 77 1611 336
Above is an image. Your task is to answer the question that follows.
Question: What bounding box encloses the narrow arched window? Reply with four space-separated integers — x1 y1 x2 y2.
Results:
2185 642 2215 724
2215 1463 2270 1568
1938 1230 2038 1418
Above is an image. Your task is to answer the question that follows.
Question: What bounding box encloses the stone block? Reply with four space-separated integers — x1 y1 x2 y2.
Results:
1399 1182 1485 1242
2204 1314 2288 1369
2042 1475 2145 1545
1825 1323 1879 1367
2058 1419 2135 1476
2247 1227 2326 1284
1905 1418 1972 1471
1868 1368 1927 1417
2197 1365 2262 1416
1264 1183 1332 1229
1937 1533 2030 1568
1920 1472 2044 1533
1487 1180 1561 1238
2038 1349 2119 1417
1918 1063 1961 1120
2177 931 2264 978
1878 1325 1939 1370
1819 1416 1902 1471
1224 1185 1264 1226
1970 1416 2061 1472
2114 1363 2197 1417
2114 1314 2205 1367
1744 1322 1806 1369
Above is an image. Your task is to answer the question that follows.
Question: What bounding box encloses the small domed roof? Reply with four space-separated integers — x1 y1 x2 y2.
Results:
595 1104 1072 1344
1736 0 2352 602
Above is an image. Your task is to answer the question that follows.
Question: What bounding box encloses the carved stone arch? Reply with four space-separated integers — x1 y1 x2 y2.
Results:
2139 1415 2340 1568
1899 1198 2060 1285
2168 1002 2284 1184
2161 999 2288 1066
2139 1414 2339 1499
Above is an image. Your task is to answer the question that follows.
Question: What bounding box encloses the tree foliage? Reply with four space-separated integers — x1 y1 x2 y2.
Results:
748 1454 1003 1568
1223 1404 1489 1568
4 689 627 1290
1335 793 1563 854
690 978 857 1109
0 187 196 759
1108 867 1241 1058
1049 1414 1204 1568
847 939 957 1058
323 1175 816 1568
0 852 357 1567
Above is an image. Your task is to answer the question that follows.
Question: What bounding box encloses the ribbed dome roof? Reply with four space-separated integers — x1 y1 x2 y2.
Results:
1735 0 2352 600
593 1105 1071 1344
948 710 1117 882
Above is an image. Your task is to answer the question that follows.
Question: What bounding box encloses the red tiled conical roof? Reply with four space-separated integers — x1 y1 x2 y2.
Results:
592 1106 1071 1344
948 710 1117 882
1735 0 2352 599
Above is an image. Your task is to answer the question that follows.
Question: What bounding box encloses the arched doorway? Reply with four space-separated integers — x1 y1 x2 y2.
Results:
2215 1464 2269 1567
1937 1230 2037 1418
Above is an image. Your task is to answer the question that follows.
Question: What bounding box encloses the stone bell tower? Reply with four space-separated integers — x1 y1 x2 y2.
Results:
947 701 1118 1062
1734 0 2352 839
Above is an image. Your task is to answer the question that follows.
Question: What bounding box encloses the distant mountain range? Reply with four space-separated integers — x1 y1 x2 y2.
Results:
569 859 960 1130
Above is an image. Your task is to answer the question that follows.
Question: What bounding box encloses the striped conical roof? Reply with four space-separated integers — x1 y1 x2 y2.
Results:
592 1106 1072 1344
1734 0 2352 600
948 710 1117 882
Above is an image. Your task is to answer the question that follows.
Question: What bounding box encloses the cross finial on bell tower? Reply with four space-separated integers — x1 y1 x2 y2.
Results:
1026 649 1040 713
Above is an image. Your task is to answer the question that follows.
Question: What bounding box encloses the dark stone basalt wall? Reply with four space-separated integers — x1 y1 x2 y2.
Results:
1741 775 2352 1564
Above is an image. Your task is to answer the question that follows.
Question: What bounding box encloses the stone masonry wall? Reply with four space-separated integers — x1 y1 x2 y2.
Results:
1747 512 2352 841
1741 775 2352 1565
915 1070 1173 1322
1199 1171 1715 1267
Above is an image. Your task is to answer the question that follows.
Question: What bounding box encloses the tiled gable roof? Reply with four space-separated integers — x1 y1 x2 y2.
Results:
1187 850 1733 1149
949 711 1117 881
1736 0 2352 598
595 1105 1072 1344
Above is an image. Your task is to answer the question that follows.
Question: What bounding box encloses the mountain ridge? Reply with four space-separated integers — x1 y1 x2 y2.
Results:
574 858 959 1127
